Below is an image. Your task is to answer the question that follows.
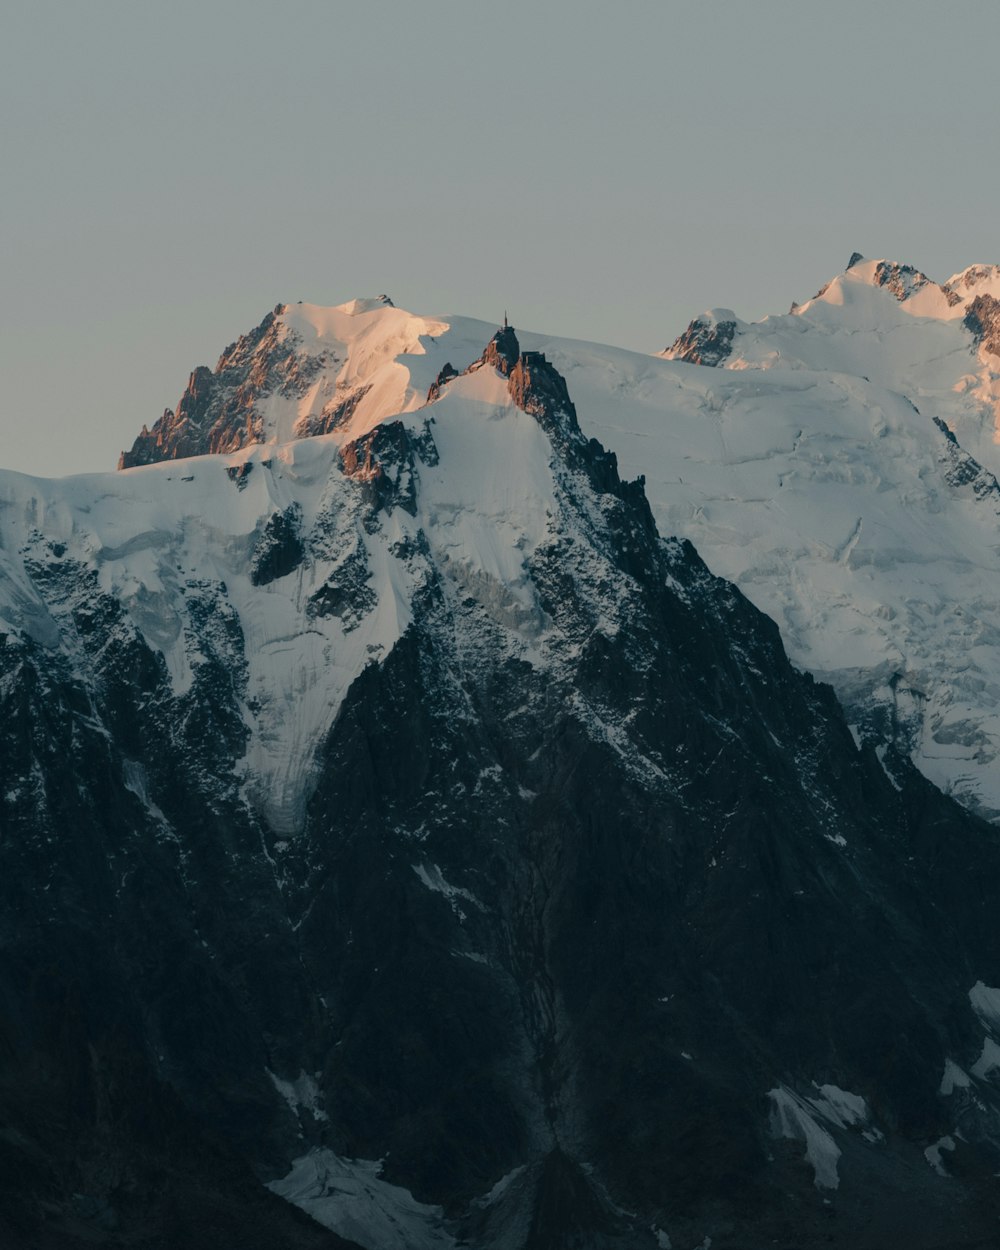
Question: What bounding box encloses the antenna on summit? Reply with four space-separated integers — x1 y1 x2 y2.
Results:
503 310 508 329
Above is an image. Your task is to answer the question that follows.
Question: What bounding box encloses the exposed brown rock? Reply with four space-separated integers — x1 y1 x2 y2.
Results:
481 325 520 376
665 315 737 367
118 305 327 469
964 292 1000 358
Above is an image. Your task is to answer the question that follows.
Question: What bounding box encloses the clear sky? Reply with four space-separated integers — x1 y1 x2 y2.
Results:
2 0 999 477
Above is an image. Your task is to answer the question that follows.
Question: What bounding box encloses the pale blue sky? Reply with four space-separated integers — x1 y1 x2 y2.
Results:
2 0 998 476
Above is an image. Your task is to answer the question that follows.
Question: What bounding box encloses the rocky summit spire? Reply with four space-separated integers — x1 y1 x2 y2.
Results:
482 322 520 376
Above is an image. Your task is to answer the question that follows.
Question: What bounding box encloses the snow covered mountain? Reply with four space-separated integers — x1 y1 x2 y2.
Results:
4 286 1000 1247
649 254 1000 819
118 263 1000 822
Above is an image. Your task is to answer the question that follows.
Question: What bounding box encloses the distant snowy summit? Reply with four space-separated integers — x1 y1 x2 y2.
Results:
664 252 1000 372
653 253 1000 820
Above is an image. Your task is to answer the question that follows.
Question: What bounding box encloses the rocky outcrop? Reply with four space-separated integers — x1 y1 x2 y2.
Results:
118 306 328 467
250 505 305 586
426 362 458 404
339 419 435 517
964 292 1000 357
872 260 961 306
663 311 738 366
226 461 253 490
933 415 1000 504
481 323 520 376
507 349 576 427
944 264 1000 299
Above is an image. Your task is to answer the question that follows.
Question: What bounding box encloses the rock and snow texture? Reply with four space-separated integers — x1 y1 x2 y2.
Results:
542 259 1000 822
967 981 1000 1084
7 314 1000 1247
767 1084 873 1190
5 342 579 838
268 1150 456 1250
113 262 1000 821
933 980 1000 1179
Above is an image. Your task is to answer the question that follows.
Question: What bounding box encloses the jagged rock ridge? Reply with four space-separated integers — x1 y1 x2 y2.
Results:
119 305 307 466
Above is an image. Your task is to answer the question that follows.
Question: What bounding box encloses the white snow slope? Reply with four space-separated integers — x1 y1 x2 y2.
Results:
6 260 1000 821
0 344 559 837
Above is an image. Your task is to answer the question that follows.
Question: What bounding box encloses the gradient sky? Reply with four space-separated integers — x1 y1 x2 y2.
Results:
2 0 998 477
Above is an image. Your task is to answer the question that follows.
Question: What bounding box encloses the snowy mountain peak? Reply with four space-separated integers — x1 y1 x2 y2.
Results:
663 255 1000 380
336 294 395 313
871 258 946 303
20 322 605 835
945 263 1000 298
802 256 1000 324
617 252 1000 822
118 297 457 469
800 257 961 321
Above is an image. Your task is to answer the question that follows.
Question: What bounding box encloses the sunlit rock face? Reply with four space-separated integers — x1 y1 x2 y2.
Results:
662 308 739 366
4 314 1000 1248
120 305 296 465
964 292 1000 358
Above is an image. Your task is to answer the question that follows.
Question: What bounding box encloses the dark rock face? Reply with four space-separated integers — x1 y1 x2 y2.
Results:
250 505 305 586
118 306 329 467
226 461 254 490
307 545 377 627
964 292 1000 358
665 314 737 366
426 362 458 404
846 250 865 269
339 419 428 517
933 415 1000 504
0 586 354 1248
872 260 961 307
507 350 575 428
5 336 1000 1248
